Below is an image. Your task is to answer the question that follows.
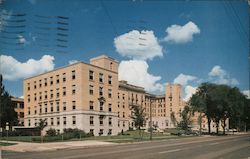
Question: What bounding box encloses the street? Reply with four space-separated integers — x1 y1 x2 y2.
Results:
3 134 250 159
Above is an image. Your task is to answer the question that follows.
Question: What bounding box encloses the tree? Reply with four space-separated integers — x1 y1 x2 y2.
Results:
170 112 177 127
36 119 47 142
130 104 146 140
0 74 17 129
178 106 192 132
189 82 249 135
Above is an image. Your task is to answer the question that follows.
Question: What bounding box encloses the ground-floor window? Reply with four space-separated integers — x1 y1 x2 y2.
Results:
99 129 104 136
108 129 112 135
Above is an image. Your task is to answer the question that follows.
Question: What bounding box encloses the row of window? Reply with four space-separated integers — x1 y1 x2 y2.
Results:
89 85 113 97
27 101 113 115
28 116 76 126
89 70 112 85
27 86 76 102
27 71 76 91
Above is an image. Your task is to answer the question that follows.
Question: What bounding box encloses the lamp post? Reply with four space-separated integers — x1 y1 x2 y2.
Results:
6 122 9 143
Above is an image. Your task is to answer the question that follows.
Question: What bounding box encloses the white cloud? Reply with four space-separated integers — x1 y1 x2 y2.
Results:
242 90 250 99
184 85 197 101
0 10 12 32
208 65 239 85
119 60 164 93
173 73 197 86
114 30 163 60
69 60 79 65
164 21 200 43
0 55 55 81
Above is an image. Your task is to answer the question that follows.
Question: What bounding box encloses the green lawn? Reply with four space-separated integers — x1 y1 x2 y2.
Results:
0 130 197 143
0 142 17 146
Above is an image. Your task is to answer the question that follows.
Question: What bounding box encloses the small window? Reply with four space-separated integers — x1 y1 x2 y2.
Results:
57 117 60 125
108 89 112 98
108 129 112 135
63 73 66 82
99 73 103 83
99 129 103 136
50 103 53 112
34 81 36 89
27 83 30 91
108 117 112 126
51 118 54 126
89 101 94 110
50 77 53 85
89 70 94 80
108 75 112 85
56 102 60 112
63 117 66 125
72 116 76 125
63 102 66 111
63 87 66 96
44 78 47 86
45 103 48 113
39 80 42 87
99 87 103 96
99 117 103 125
72 70 76 80
56 75 60 83
72 85 76 94
90 116 94 125
89 85 94 95
72 101 76 110
28 95 30 102
108 104 112 112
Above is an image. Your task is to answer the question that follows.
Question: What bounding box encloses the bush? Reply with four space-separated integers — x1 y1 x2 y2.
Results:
46 128 57 136
63 128 89 139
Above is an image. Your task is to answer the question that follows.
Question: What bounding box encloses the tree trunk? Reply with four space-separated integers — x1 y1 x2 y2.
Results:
207 117 211 134
199 113 202 136
216 121 219 135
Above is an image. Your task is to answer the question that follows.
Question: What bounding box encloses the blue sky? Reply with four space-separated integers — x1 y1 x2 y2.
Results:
0 0 249 100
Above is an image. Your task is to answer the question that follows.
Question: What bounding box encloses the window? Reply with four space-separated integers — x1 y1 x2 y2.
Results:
89 70 94 80
28 119 31 126
99 116 104 125
35 119 37 126
122 94 125 100
72 85 76 94
110 62 113 70
63 102 66 111
63 87 66 96
44 78 47 86
118 93 120 99
123 121 125 127
34 93 37 101
34 106 37 114
56 75 60 83
89 85 94 95
56 102 60 112
72 70 75 80
118 121 120 127
20 112 24 118
99 87 103 96
123 112 125 118
99 129 103 136
27 83 30 91
39 80 42 87
63 117 66 125
50 90 53 99
34 81 36 89
45 103 48 113
50 103 53 112
118 112 120 117
63 73 66 82
108 89 112 98
118 102 120 108
72 101 76 110
44 91 47 100
89 101 94 110
39 104 42 114
108 129 112 135
39 92 42 100
90 116 94 125
99 73 103 83
108 75 112 85
89 129 94 135
72 116 76 125
108 117 112 126
28 107 30 115
57 117 60 125
28 95 30 102
122 102 125 108
108 104 112 112
100 101 104 111
51 118 54 125
50 76 53 85
56 88 60 98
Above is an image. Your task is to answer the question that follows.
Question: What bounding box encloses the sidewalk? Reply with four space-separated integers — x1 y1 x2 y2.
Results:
0 140 116 152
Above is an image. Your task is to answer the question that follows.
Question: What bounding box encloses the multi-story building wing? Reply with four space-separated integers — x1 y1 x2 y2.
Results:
11 97 24 126
24 55 119 136
117 81 146 131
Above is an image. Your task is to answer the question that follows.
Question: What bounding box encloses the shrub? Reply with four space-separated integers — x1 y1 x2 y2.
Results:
46 128 57 136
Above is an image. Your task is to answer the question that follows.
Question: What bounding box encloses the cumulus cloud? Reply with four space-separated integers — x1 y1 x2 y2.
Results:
242 90 250 99
18 35 26 44
114 30 163 60
184 85 197 101
119 60 164 93
0 55 55 80
164 21 200 43
69 60 79 65
173 73 197 86
208 65 239 85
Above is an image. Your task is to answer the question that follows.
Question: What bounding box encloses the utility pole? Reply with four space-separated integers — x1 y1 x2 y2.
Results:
150 97 152 141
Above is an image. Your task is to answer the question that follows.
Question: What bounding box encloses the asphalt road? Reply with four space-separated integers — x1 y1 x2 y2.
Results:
3 134 250 159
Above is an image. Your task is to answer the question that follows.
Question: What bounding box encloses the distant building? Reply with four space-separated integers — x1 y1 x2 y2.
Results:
11 97 24 126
